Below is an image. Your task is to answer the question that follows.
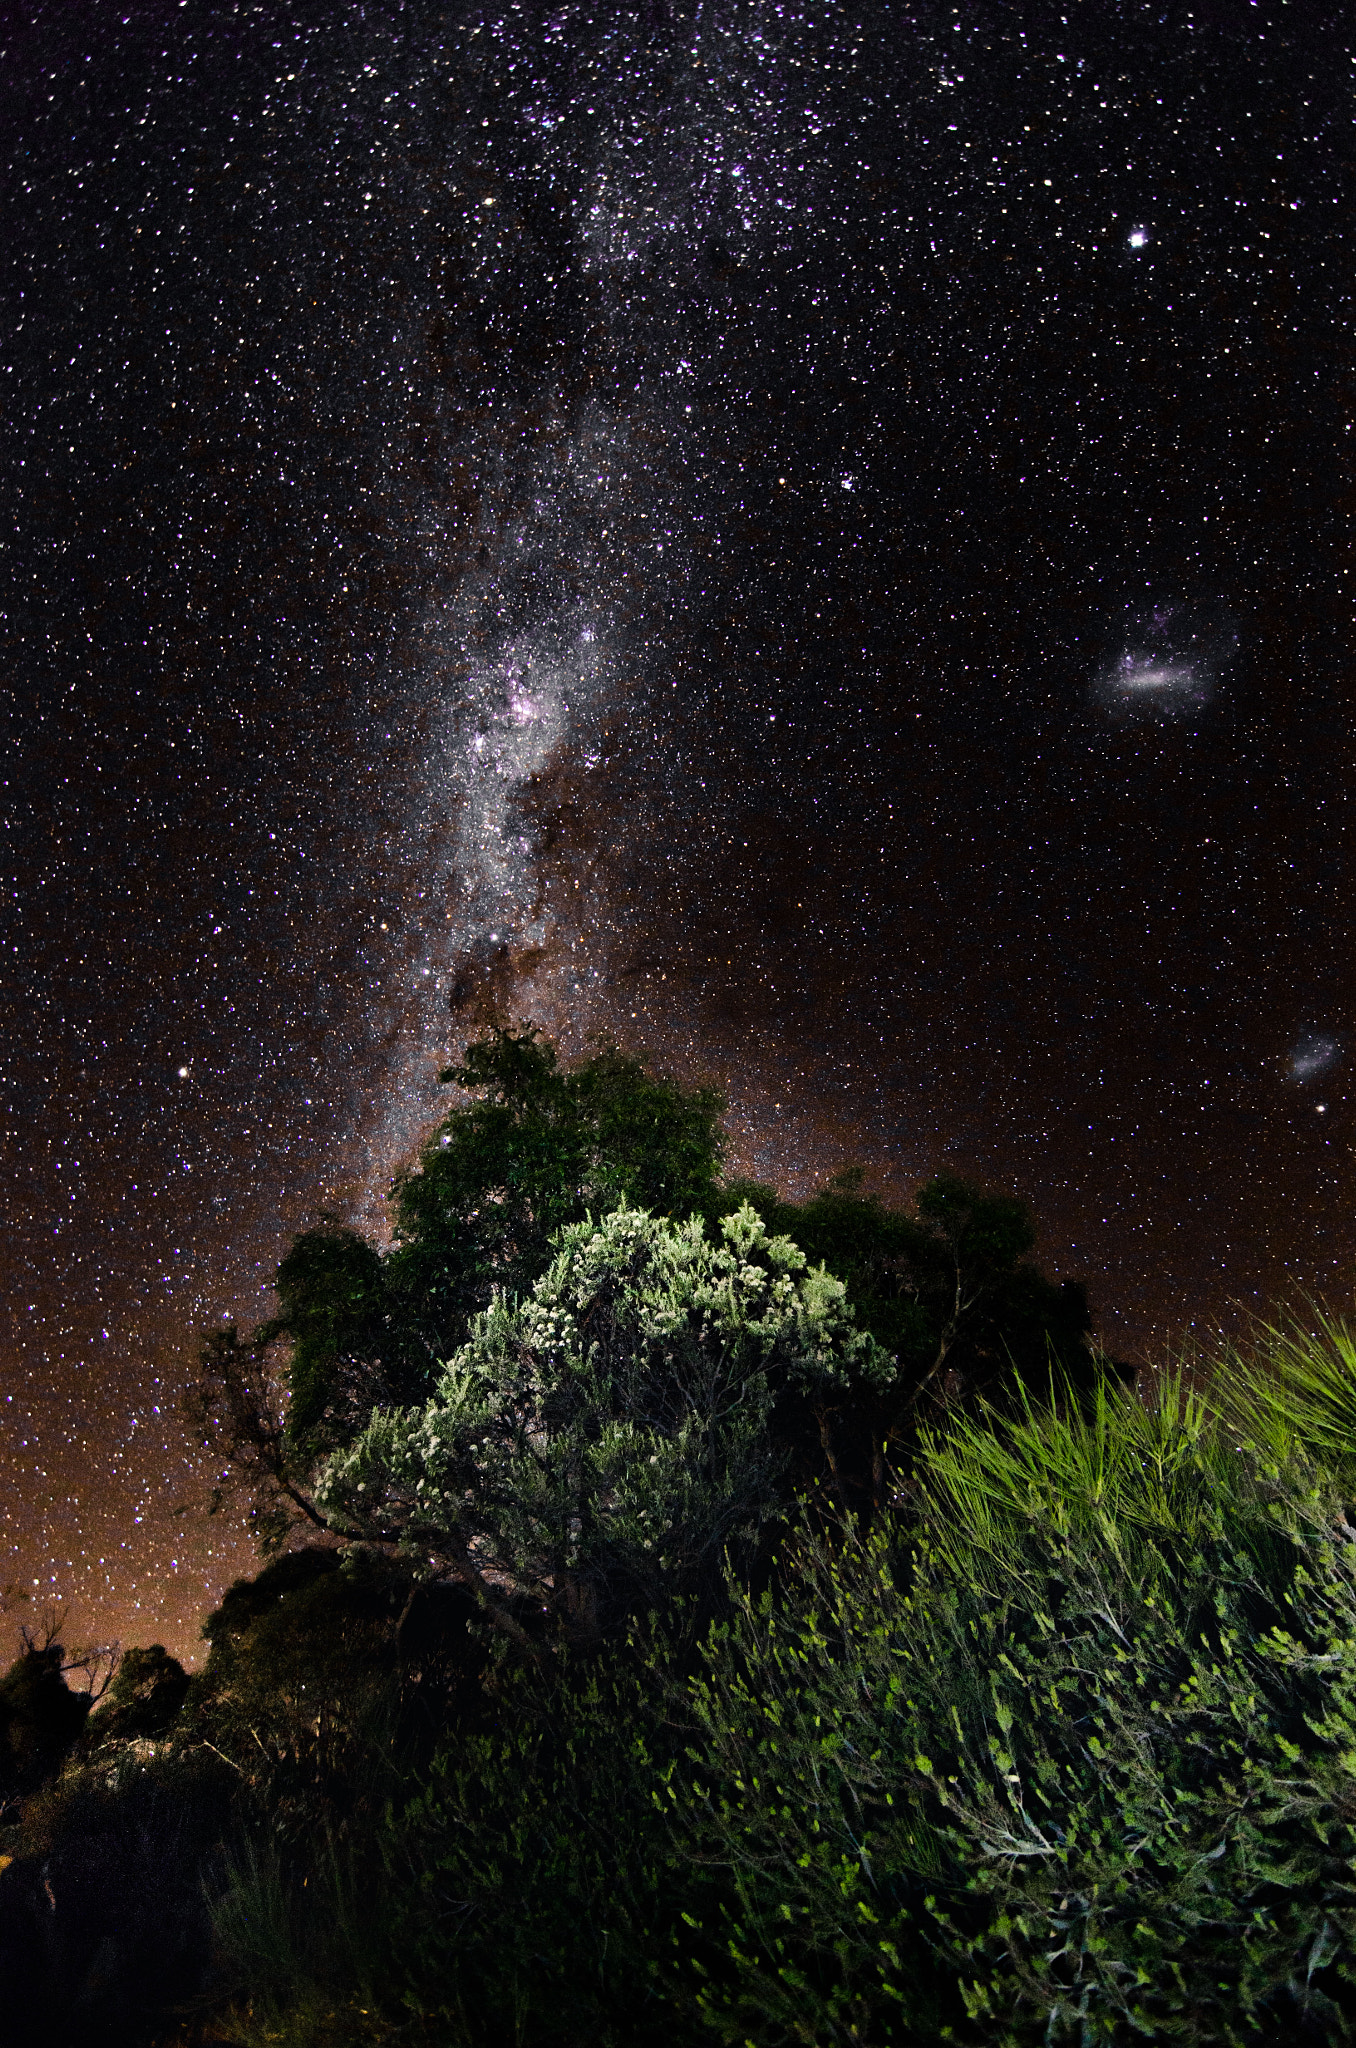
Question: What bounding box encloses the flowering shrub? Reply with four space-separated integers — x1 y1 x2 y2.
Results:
316 1202 892 1641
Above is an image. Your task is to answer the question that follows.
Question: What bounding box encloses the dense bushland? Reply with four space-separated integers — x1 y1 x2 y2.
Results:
11 1030 1356 2046
191 1028 1104 1551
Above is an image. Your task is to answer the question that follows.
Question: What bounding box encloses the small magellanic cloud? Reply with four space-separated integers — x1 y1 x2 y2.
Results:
1289 1034 1341 1084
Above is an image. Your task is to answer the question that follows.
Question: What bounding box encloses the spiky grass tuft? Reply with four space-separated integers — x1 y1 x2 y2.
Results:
1217 1302 1356 1488
913 1367 1250 1599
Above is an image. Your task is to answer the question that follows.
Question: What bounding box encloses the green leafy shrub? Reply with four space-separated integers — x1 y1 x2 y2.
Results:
377 1642 698 2048
1222 1305 1356 1495
316 1203 892 1645
672 1368 1356 2045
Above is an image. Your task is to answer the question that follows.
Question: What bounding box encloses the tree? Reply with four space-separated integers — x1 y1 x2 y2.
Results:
268 1222 412 1458
190 1027 1107 1548
92 1645 189 1745
315 1203 893 1647
193 1029 728 1496
0 1619 102 1809
380 1027 727 1405
717 1169 1105 1512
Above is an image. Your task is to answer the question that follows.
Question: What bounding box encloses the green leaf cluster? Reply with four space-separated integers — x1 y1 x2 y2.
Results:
316 1202 892 1642
242 1028 729 1466
672 1368 1356 2045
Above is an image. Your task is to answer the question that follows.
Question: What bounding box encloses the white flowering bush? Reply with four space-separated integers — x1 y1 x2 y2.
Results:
314 1203 893 1642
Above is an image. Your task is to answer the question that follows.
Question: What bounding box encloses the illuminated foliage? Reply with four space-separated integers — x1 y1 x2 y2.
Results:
317 1202 892 1644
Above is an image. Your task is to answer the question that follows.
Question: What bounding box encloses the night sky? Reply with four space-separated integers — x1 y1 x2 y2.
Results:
3 0 1353 1661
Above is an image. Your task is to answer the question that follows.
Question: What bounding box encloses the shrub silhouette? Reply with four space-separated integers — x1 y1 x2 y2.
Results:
0 1638 91 1809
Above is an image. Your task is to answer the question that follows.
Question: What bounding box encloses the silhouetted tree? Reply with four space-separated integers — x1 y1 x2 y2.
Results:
0 1623 96 1809
189 1321 331 1553
91 1644 189 1745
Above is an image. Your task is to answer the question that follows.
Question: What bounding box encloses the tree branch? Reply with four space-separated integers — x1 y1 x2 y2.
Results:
436 1526 535 1650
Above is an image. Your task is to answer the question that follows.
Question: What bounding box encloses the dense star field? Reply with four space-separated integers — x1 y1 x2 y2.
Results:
2 0 1353 1659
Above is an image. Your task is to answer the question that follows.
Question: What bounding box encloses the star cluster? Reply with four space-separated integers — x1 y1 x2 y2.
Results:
2 0 1354 1657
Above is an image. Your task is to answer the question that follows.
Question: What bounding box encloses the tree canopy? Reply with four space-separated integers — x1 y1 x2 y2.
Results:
316 1202 893 1644
261 1027 729 1463
193 1024 1106 1598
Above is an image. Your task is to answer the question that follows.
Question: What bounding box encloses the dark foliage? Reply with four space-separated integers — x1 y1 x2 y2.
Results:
188 1321 330 1554
721 1168 1109 1513
0 1637 94 1812
191 1028 1105 1547
91 1644 189 1746
0 1747 235 2047
187 1544 491 1839
267 1224 411 1456
226 1642 695 2048
0 1538 497 2047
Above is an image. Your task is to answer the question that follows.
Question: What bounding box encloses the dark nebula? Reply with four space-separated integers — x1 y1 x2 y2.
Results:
3 0 1353 1657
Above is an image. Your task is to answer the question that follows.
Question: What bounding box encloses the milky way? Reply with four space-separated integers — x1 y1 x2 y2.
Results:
3 0 1354 1659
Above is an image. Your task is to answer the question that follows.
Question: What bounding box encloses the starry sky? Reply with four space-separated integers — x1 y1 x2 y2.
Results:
3 0 1353 1662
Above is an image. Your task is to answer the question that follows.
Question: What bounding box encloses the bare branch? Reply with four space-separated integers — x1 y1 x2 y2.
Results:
61 1640 120 1701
